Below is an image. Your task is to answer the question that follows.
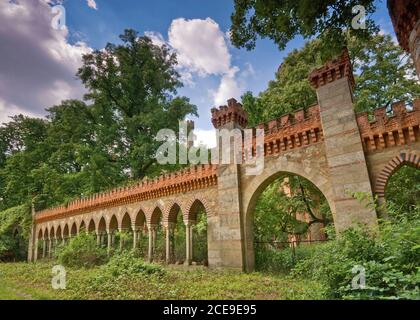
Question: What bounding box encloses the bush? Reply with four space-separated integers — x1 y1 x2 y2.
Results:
291 217 420 299
103 251 164 277
56 232 108 268
255 243 319 273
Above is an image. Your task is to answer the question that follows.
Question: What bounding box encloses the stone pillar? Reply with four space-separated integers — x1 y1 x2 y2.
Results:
34 238 38 262
309 49 378 233
96 232 100 246
107 231 112 255
210 98 248 270
132 226 138 250
48 238 52 258
119 229 124 251
165 223 175 264
147 225 155 262
185 221 193 265
42 238 46 259
388 0 420 79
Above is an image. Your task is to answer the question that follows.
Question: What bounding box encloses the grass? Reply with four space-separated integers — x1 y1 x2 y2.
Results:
0 261 327 300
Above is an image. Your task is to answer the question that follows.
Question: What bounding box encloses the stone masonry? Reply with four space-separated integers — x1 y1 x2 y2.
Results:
28 50 420 271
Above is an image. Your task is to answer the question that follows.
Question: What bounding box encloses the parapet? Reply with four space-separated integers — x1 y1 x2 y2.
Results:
308 48 355 89
35 164 218 223
211 98 248 128
356 98 420 152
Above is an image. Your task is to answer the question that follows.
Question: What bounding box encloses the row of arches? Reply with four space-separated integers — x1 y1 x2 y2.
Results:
34 199 210 265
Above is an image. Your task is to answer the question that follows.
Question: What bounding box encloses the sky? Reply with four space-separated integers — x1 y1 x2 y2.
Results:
0 0 395 147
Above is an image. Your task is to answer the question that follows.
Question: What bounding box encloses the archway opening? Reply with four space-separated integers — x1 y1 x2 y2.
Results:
134 210 147 258
384 164 420 217
150 207 164 262
119 212 133 251
70 222 77 237
56 225 62 242
108 215 118 252
168 203 185 264
189 200 208 265
79 221 86 234
248 173 333 273
98 217 106 247
63 224 69 242
87 219 95 233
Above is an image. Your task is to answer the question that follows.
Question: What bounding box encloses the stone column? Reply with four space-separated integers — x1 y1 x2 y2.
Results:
42 238 46 259
96 232 100 246
48 238 52 258
210 98 248 270
34 238 38 262
165 223 175 264
132 226 138 250
309 49 378 233
107 231 112 255
119 229 124 251
185 221 193 265
147 225 155 262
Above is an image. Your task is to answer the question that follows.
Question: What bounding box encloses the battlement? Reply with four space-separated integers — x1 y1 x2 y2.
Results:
308 48 355 89
357 98 420 152
211 98 248 128
246 104 323 157
35 164 218 223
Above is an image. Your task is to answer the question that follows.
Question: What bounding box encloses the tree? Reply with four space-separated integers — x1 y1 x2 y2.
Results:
77 29 197 179
230 0 377 52
242 33 420 127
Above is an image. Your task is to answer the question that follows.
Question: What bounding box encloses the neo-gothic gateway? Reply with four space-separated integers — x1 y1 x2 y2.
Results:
27 49 420 271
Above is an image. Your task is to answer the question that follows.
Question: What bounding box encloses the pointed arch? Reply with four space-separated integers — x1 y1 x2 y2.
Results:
185 198 211 222
375 151 420 198
120 212 132 231
108 215 118 231
149 206 163 225
87 219 96 233
56 225 62 239
70 222 77 236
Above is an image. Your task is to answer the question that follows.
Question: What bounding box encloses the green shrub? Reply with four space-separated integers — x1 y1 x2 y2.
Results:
56 232 108 268
255 243 319 273
291 217 420 299
103 251 164 277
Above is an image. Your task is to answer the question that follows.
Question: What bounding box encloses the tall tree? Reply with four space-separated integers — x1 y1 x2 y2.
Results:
77 29 197 179
230 0 377 52
242 33 420 127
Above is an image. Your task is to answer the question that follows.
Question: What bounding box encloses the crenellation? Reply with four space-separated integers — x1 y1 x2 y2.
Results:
357 98 420 152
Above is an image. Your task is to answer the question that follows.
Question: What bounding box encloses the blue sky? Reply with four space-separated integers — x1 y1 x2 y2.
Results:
0 0 395 145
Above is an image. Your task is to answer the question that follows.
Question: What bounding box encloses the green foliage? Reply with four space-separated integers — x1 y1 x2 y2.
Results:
242 34 420 127
385 165 420 216
254 175 331 242
102 251 164 278
230 0 377 52
56 232 108 268
255 244 317 274
0 204 31 261
291 217 420 299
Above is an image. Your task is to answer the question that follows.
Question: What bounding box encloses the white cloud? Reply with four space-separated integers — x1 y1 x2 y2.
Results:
168 18 232 76
0 0 92 123
86 0 98 10
212 67 242 106
146 18 252 107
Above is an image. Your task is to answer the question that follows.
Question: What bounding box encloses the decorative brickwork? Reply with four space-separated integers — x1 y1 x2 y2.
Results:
308 48 355 89
211 98 248 128
29 49 420 271
252 104 323 157
356 98 420 152
375 151 420 197
36 164 217 223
